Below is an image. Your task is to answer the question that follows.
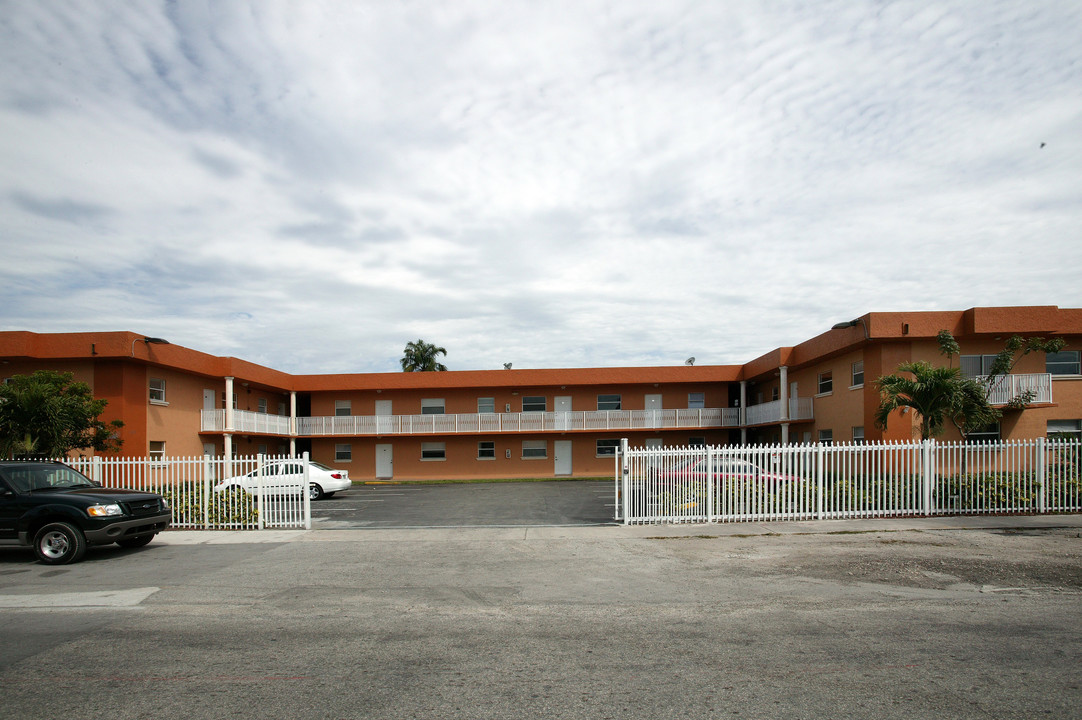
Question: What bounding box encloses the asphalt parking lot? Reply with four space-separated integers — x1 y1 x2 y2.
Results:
1 482 1081 720
311 479 617 528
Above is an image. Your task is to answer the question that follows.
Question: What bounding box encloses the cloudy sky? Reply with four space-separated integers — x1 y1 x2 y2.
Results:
1 2 1080 374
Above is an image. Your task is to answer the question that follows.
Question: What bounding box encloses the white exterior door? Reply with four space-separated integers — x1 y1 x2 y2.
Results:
203 389 216 410
376 444 393 479
645 394 662 428
554 440 572 476
555 396 572 430
375 400 393 435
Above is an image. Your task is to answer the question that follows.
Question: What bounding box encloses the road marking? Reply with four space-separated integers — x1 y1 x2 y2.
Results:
0 587 160 608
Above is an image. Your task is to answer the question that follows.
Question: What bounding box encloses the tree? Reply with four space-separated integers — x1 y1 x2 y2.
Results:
874 330 1066 441
873 362 995 440
0 371 123 458
400 340 448 372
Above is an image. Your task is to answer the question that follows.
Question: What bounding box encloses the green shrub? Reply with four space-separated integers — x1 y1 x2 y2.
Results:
162 485 259 528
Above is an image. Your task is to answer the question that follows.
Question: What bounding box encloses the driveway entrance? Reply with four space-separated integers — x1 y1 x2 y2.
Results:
311 480 615 529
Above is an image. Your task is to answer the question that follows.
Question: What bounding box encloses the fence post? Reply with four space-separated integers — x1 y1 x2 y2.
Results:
202 454 212 529
816 443 824 520
91 455 103 485
706 444 715 523
1036 436 1047 514
256 453 265 531
620 438 630 525
922 440 935 516
302 451 312 530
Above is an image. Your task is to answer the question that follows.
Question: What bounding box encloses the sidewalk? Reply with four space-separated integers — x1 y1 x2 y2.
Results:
155 512 1082 544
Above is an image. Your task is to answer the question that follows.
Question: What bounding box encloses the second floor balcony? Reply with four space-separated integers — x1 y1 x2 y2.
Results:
978 373 1053 406
202 407 746 437
201 399 820 438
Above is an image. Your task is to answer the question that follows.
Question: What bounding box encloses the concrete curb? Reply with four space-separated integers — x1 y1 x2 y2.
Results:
154 513 1082 544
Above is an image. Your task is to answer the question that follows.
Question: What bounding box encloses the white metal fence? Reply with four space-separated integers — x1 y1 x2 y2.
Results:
60 454 313 530
616 438 1082 525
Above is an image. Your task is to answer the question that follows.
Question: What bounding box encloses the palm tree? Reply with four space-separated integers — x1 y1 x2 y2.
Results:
400 339 448 372
873 361 998 440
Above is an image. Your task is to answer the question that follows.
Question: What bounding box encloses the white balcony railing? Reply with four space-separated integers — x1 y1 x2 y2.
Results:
295 408 742 437
201 407 744 437
200 402 825 437
978 373 1053 406
743 397 815 426
201 409 293 436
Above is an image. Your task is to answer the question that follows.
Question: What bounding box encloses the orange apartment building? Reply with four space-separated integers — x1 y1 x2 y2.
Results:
2 306 1080 481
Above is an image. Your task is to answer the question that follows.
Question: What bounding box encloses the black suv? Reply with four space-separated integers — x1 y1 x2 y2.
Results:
0 461 171 564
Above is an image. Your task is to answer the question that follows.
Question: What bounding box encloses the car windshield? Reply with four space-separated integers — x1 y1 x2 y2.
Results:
5 465 97 492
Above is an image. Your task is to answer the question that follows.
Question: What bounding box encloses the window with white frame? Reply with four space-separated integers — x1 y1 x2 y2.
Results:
421 399 445 415
149 441 165 461
818 429 833 445
335 400 351 416
688 392 705 409
961 355 997 378
851 361 864 387
771 387 779 401
335 443 352 461
1047 350 1081 375
1047 419 1082 440
522 396 546 412
597 394 621 411
596 439 620 457
149 378 166 404
966 423 1001 444
522 440 547 458
817 372 833 395
421 442 446 460
258 398 268 414
477 441 496 459
278 401 288 416
257 443 268 455
852 426 865 444
478 397 495 414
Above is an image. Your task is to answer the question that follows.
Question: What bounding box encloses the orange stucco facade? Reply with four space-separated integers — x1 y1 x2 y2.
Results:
2 307 1081 481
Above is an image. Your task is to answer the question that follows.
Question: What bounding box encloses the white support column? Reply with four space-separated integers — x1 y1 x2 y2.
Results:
223 433 233 480
225 377 235 431
739 381 747 445
289 391 297 457
224 377 235 479
779 366 789 422
779 366 790 445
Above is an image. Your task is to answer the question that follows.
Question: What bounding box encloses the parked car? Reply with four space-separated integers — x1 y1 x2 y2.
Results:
0 461 171 565
213 459 351 500
657 457 806 485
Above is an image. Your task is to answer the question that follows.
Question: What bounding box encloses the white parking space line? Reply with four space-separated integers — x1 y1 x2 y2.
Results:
0 587 160 608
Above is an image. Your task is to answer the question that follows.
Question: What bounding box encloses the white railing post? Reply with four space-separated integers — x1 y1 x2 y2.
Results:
922 440 935 516
202 454 212 529
256 453 265 531
620 438 630 525
816 442 824 520
302 451 312 530
1036 436 1047 514
91 455 103 485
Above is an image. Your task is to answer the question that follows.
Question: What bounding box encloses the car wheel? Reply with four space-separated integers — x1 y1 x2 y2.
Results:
116 534 155 549
309 483 325 501
34 522 87 565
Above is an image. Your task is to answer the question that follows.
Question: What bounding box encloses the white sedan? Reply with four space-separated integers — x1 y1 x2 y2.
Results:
213 460 351 500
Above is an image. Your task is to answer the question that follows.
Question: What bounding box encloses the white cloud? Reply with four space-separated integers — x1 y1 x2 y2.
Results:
1 0 1080 374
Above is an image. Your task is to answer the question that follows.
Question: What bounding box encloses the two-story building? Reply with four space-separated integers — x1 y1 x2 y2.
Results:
2 306 1080 480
